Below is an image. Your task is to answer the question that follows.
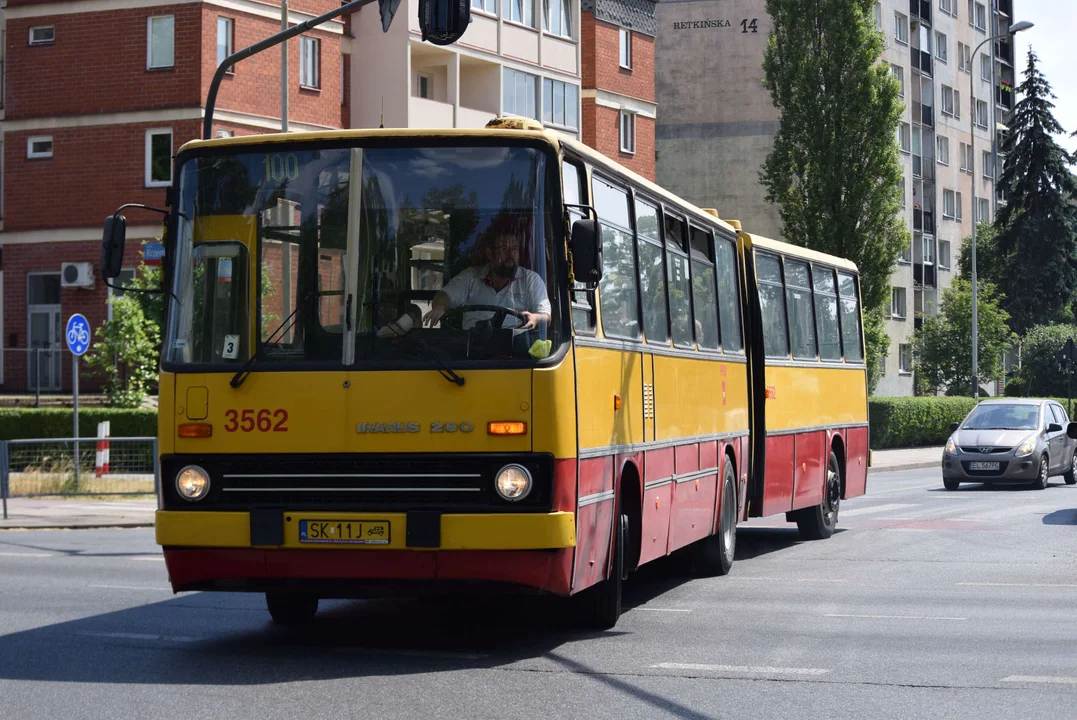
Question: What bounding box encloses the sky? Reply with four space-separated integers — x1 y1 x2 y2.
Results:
1015 0 1077 154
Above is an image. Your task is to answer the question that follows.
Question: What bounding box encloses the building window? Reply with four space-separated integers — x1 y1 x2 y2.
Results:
941 85 955 116
972 1 986 31
935 32 947 63
892 64 904 97
976 99 989 128
145 129 172 187
542 79 579 130
978 197 990 222
874 2 883 30
937 135 950 166
217 17 233 69
147 15 174 69
982 150 993 178
900 244 912 263
29 25 55 45
981 54 992 82
958 42 971 73
300 36 320 88
504 0 536 28
940 0 955 16
895 12 909 45
619 27 632 69
27 136 53 159
620 111 636 154
415 73 431 99
503 67 538 119
923 236 936 265
471 0 496 13
899 343 913 374
891 287 907 319
215 129 233 138
544 0 571 38
939 240 951 270
897 122 910 153
943 189 963 220
959 142 972 172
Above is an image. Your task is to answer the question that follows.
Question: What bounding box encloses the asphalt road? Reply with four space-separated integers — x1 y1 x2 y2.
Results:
1 468 1076 719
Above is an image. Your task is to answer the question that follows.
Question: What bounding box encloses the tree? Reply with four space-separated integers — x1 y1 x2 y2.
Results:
84 295 161 408
994 50 1077 333
1004 324 1077 398
957 221 1003 287
913 279 1015 396
760 0 907 383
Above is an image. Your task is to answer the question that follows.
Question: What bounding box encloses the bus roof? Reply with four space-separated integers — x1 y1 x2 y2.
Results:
745 233 859 274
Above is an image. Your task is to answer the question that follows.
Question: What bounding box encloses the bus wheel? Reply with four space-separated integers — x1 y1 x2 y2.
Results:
695 461 737 576
266 592 319 625
576 512 626 630
795 451 841 541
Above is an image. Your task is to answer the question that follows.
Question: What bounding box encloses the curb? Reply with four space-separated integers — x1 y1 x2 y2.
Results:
0 522 155 531
869 461 939 474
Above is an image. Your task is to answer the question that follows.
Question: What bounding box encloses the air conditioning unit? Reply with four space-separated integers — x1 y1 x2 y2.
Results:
61 262 95 288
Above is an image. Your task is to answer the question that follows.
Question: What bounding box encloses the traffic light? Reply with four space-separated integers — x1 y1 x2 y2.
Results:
417 0 471 46
378 0 401 32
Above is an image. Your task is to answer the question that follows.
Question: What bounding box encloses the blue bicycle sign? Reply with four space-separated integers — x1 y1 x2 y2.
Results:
65 314 91 356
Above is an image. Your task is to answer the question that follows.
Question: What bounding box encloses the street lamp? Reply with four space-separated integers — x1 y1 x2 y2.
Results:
970 20 1033 400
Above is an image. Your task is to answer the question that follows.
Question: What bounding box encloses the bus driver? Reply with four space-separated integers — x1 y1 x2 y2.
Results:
422 224 551 331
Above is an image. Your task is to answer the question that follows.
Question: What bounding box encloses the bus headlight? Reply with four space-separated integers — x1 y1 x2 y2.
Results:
495 464 532 501
176 465 210 501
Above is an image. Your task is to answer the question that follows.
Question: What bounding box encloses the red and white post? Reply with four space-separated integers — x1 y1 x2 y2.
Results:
94 421 110 478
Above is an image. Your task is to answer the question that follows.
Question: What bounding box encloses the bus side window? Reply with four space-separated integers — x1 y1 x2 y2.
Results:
837 271 864 362
689 226 719 351
664 214 693 348
564 160 595 335
635 198 669 344
715 237 743 352
593 175 640 340
756 251 789 359
812 265 841 361
784 258 817 360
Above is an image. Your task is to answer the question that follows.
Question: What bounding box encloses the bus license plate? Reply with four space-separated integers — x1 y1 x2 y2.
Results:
299 520 390 545
969 462 1000 471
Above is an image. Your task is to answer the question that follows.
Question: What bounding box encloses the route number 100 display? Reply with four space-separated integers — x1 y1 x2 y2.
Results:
264 153 300 182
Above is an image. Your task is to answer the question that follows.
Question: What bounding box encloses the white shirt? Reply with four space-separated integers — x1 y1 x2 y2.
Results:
441 265 552 330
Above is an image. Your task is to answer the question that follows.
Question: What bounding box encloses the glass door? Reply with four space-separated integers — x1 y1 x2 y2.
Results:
27 273 62 391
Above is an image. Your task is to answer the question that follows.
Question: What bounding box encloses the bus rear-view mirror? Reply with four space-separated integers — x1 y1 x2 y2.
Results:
101 214 127 279
571 219 602 286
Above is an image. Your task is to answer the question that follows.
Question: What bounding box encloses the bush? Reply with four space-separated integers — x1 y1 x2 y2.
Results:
0 408 157 441
1005 324 1077 398
869 396 1077 449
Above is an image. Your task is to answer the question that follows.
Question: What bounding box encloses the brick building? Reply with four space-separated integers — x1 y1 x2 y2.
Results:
0 0 656 392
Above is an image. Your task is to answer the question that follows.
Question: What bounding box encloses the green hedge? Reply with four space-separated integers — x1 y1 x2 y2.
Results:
0 408 157 441
869 396 1077 450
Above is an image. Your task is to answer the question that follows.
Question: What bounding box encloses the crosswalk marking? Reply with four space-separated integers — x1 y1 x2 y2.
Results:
652 662 830 676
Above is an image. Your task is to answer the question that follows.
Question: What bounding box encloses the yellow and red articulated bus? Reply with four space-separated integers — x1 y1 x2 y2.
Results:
100 118 868 629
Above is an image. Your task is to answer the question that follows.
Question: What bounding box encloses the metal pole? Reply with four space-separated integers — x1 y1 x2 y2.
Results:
72 355 79 492
970 44 979 401
1 440 9 520
34 349 40 408
153 437 160 498
281 0 289 133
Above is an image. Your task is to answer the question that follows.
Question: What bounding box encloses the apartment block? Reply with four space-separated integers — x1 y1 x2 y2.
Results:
655 0 1017 396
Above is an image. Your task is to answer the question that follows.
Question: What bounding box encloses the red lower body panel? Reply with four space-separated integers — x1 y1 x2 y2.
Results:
845 426 869 498
164 547 574 596
792 431 826 511
762 435 795 516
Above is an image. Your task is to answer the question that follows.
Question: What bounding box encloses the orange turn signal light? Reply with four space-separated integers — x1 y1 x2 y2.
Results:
178 423 212 438
488 421 527 436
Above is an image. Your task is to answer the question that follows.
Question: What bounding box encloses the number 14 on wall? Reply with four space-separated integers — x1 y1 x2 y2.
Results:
741 18 759 33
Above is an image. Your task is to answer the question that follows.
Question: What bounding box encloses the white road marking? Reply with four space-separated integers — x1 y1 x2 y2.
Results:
958 582 1077 589
825 613 967 621
635 608 692 613
131 556 165 562
89 584 173 592
1001 675 1077 685
78 631 198 643
882 528 932 532
866 482 940 495
729 577 846 583
0 552 52 558
652 662 830 676
840 503 918 517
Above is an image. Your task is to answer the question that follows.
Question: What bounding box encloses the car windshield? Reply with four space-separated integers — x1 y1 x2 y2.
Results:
165 142 563 369
961 404 1041 430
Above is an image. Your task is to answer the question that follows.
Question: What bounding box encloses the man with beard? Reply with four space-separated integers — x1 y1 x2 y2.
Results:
422 218 551 331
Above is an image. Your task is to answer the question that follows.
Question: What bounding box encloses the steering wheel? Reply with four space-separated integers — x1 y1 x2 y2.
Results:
441 304 529 330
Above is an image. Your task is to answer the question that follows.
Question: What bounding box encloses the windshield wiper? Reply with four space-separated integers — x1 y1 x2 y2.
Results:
230 291 314 388
402 333 465 386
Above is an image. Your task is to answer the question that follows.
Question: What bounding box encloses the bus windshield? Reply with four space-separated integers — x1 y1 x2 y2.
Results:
165 142 563 369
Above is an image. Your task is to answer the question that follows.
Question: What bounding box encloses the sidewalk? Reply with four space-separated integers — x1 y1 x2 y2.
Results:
869 446 942 474
0 497 156 530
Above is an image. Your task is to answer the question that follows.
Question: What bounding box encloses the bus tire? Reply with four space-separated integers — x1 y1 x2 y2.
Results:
266 592 319 625
695 461 737 576
795 450 841 541
576 512 626 630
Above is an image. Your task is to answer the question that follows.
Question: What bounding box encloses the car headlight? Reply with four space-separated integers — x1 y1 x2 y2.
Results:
945 436 958 455
176 465 210 501
1015 436 1037 457
494 464 532 501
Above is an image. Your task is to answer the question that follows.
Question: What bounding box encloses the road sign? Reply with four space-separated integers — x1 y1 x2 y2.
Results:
65 314 91 356
1066 338 1077 364
143 242 165 266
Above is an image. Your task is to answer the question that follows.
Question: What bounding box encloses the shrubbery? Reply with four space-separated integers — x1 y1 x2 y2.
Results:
0 408 156 440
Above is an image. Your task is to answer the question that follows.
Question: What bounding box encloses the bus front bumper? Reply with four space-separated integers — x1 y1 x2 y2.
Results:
156 510 577 595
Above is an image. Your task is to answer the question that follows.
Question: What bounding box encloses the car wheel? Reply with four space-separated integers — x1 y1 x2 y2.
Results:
1032 455 1049 490
1064 451 1077 485
943 477 960 491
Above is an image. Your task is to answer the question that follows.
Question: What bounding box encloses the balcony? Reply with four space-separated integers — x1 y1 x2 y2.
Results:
912 51 932 77
456 105 497 128
409 96 454 128
910 0 931 24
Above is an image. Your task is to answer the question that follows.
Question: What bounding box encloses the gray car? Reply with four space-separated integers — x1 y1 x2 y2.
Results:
941 399 1077 490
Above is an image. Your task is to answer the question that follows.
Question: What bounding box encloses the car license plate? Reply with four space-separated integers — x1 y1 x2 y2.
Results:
969 462 1000 471
298 520 390 545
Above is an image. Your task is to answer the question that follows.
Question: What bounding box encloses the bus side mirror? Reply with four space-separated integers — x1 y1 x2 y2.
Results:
102 214 127 279
417 0 470 46
571 219 602 286
1068 422 1077 440
949 422 959 432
